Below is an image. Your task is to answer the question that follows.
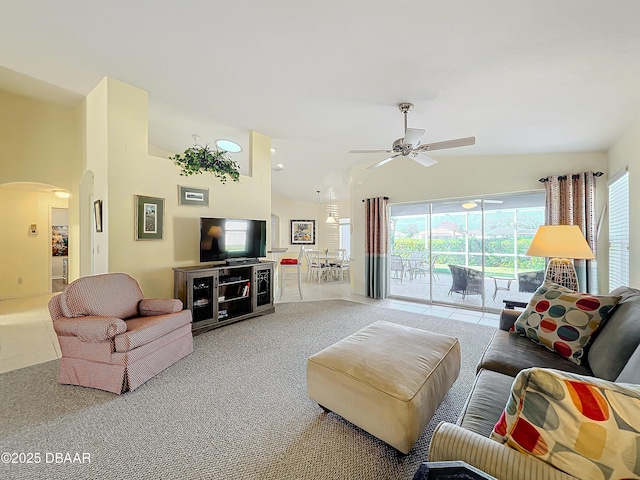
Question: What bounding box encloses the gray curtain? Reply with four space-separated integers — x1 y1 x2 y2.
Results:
544 171 598 293
364 196 389 299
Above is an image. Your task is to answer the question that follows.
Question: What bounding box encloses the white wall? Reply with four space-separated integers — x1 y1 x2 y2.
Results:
608 116 640 288
350 152 609 296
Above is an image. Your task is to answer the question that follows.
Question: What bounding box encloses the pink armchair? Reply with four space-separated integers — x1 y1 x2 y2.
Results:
48 273 193 394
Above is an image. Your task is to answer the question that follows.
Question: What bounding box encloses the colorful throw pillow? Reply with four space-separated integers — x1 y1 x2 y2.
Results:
490 368 640 479
512 281 621 365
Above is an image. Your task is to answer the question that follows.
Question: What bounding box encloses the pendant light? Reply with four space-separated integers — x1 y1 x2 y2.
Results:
317 190 338 224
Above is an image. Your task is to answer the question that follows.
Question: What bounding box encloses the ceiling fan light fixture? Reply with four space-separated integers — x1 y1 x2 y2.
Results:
349 102 475 169
462 201 478 209
215 139 242 153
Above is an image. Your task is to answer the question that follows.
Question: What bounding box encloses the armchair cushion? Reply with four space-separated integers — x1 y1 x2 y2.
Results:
139 298 183 316
512 281 620 365
491 368 640 480
59 273 143 319
114 310 192 352
53 317 127 342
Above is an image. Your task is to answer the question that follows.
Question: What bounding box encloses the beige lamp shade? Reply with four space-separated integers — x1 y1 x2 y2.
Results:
526 225 594 291
526 225 595 259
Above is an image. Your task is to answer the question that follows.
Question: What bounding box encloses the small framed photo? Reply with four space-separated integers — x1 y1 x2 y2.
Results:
178 185 209 207
290 220 315 245
135 195 165 240
93 199 103 233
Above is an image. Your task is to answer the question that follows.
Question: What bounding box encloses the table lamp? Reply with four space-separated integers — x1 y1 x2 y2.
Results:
526 225 595 291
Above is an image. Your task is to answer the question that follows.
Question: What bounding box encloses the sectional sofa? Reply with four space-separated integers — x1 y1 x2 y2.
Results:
428 285 640 480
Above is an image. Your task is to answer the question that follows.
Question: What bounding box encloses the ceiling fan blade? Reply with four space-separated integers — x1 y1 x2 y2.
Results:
416 136 476 152
367 153 401 169
402 128 425 147
348 149 393 154
410 152 438 168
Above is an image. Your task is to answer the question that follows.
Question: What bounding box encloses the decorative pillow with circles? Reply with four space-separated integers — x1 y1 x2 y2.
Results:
511 281 621 365
491 368 640 479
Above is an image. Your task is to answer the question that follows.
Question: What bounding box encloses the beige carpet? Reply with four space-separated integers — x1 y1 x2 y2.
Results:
0 300 496 480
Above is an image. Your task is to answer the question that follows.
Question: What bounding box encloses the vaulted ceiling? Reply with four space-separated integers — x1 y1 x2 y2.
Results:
1 1 639 203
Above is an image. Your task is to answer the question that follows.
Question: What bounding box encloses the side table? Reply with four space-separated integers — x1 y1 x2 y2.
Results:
412 461 497 480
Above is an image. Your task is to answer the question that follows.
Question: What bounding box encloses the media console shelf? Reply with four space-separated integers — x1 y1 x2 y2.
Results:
173 261 275 335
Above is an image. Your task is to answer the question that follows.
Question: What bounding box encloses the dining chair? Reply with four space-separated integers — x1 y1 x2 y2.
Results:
332 249 350 282
280 246 304 299
305 249 330 283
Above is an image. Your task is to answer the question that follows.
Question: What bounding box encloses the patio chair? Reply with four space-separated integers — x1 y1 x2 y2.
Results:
447 264 484 299
518 270 545 293
411 254 439 281
390 255 408 282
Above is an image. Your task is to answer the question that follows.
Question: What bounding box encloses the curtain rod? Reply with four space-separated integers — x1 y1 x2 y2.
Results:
362 196 389 202
539 171 603 183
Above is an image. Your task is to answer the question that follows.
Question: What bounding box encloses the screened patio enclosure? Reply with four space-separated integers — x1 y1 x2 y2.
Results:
389 192 546 311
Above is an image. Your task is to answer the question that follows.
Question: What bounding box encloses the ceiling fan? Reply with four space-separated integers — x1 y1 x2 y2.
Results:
348 103 476 169
444 199 504 209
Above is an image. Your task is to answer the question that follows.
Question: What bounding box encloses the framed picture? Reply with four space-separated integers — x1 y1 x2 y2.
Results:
178 185 209 207
290 219 316 245
135 195 165 240
93 199 103 232
52 225 69 256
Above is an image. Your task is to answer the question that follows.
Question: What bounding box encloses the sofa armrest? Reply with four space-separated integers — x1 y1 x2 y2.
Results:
428 422 577 480
53 317 127 342
139 298 183 316
499 309 521 331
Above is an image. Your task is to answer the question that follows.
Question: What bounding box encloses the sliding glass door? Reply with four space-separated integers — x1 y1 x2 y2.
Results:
389 192 545 311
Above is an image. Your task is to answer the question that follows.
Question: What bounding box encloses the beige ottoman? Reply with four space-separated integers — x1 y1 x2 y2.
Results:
306 320 461 454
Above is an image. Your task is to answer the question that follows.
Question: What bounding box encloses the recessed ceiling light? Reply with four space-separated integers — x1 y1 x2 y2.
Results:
270 147 276 153
54 191 70 198
272 163 285 171
215 139 242 153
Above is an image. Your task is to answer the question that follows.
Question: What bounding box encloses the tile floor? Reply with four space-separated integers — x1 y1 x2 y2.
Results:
0 275 498 374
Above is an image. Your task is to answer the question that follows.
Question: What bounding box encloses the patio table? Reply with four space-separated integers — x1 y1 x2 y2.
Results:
489 276 514 300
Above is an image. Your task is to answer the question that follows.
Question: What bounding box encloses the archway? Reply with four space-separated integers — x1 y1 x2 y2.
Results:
0 182 70 298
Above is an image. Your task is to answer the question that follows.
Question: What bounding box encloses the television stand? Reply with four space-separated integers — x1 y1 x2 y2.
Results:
173 261 275 335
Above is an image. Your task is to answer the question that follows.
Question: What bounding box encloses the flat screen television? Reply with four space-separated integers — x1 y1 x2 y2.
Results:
200 217 267 262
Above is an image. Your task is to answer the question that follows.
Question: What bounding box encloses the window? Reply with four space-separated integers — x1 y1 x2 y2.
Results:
608 168 629 291
389 192 545 310
339 218 350 258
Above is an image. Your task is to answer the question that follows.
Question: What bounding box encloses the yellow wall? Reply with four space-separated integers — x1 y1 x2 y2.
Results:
0 90 83 189
608 116 640 287
0 90 84 295
350 152 610 296
85 78 272 298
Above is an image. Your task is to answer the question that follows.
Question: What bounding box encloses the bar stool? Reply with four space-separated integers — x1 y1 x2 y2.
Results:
280 246 303 299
